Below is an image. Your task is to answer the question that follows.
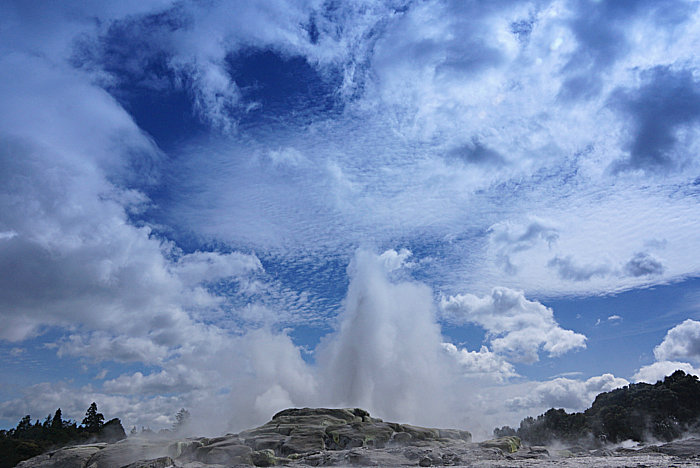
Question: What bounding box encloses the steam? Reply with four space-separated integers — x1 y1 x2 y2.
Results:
317 249 456 427
166 248 584 439
3 248 589 440
186 248 467 435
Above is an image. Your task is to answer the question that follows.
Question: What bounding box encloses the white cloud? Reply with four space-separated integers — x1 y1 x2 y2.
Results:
0 50 267 347
653 319 700 363
507 374 629 412
0 380 185 434
57 333 170 365
103 366 208 395
633 360 700 384
488 219 559 275
440 287 586 363
471 185 700 295
596 315 623 326
0 231 17 240
187 60 241 131
378 248 413 272
169 250 262 286
2 0 700 438
0 56 182 341
266 147 308 168
0 22 317 437
134 0 700 297
442 343 518 382
4 0 697 303
632 319 700 384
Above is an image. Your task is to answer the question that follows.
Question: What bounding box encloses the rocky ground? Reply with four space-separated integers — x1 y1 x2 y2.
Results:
15 408 700 467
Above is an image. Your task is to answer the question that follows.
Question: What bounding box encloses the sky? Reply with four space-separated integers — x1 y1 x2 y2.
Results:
1 0 700 439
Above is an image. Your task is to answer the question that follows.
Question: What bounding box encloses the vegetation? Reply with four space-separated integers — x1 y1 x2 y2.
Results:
81 402 105 433
0 402 124 468
495 371 700 446
172 407 191 433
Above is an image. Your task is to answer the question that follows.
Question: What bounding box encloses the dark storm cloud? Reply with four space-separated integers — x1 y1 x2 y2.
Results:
610 66 700 172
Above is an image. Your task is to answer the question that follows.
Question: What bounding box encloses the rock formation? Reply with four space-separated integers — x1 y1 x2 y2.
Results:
15 408 700 467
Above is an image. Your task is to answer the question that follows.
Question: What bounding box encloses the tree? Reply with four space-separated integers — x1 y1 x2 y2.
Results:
173 408 191 432
493 426 517 437
51 409 63 430
506 370 700 446
82 403 104 433
16 415 32 435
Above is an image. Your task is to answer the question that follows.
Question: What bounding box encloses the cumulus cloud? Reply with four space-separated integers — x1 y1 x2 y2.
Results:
654 319 700 363
631 319 700 384
0 9 313 434
0 59 180 341
507 374 629 412
0 47 267 348
442 343 518 382
378 248 413 272
440 288 586 364
633 360 700 384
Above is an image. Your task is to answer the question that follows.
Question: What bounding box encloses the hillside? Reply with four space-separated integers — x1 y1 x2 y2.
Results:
496 370 700 445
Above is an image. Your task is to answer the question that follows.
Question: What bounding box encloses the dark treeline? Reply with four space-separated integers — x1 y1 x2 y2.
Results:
494 371 700 446
0 402 125 468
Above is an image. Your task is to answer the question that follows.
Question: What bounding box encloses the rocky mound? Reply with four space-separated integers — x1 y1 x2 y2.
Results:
238 407 472 455
16 408 700 467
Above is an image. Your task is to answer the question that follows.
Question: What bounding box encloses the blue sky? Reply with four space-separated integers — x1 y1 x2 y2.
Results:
1 0 700 438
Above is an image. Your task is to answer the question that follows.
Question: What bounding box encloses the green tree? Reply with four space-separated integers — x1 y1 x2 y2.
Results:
51 408 63 430
81 403 104 433
173 408 191 432
493 425 516 437
42 414 52 429
15 415 32 435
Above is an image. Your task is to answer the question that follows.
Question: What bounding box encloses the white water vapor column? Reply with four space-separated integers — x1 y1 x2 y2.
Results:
318 249 454 427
